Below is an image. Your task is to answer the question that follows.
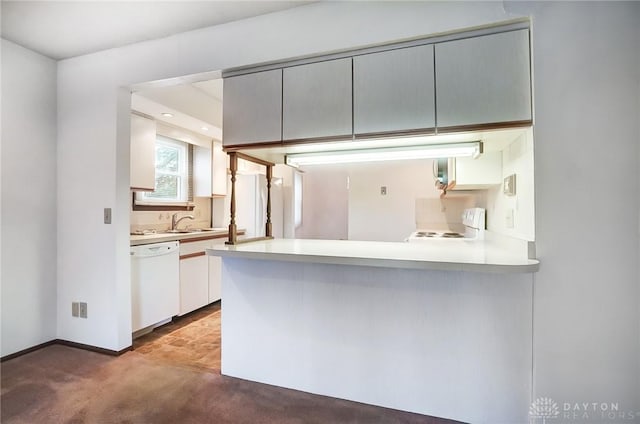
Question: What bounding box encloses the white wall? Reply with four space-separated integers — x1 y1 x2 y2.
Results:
53 0 639 418
506 0 640 413
1 40 57 356
348 159 446 242
295 164 349 240
297 160 482 242
486 129 535 240
57 55 131 349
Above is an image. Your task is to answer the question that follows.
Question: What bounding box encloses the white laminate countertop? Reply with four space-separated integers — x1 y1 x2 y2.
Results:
207 238 540 273
130 228 233 246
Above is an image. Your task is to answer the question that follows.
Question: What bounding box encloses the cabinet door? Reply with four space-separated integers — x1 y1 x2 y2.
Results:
208 238 226 303
179 255 209 315
193 145 212 197
130 114 156 191
435 29 532 128
283 58 352 141
223 69 282 147
452 151 503 190
208 257 222 303
354 45 435 135
211 142 227 196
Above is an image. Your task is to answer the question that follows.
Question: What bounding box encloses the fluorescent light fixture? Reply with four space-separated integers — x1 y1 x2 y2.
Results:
285 141 482 167
161 112 174 118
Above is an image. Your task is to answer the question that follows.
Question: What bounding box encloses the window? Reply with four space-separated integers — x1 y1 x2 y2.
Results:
135 136 193 207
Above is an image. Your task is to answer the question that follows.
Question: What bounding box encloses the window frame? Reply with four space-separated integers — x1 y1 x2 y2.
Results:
133 136 194 211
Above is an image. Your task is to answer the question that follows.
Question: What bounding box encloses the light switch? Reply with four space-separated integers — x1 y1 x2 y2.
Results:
104 208 112 224
380 186 387 196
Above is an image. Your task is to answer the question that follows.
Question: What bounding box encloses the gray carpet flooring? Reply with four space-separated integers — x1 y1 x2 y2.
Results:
1 344 462 423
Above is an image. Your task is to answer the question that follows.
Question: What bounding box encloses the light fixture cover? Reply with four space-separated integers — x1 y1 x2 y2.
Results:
285 141 482 167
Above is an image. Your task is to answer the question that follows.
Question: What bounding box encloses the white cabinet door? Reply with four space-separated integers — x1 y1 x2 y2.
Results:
435 29 532 128
179 255 209 315
452 151 503 190
283 58 352 141
208 238 226 303
193 142 227 197
223 69 282 147
193 145 212 197
211 141 227 196
130 114 156 190
354 45 435 135
179 240 210 315
208 256 222 304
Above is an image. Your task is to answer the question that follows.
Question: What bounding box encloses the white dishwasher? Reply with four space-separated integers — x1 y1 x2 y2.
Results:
131 241 180 333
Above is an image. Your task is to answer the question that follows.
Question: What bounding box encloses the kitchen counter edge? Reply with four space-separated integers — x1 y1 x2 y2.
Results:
130 229 245 246
206 238 540 274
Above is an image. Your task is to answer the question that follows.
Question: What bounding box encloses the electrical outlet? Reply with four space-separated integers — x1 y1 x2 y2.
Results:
380 186 387 196
72 302 79 317
506 209 515 229
104 208 112 224
79 302 88 319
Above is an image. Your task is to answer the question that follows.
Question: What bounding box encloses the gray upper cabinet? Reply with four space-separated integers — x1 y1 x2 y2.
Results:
282 58 352 141
223 69 282 147
354 45 435 135
435 29 532 128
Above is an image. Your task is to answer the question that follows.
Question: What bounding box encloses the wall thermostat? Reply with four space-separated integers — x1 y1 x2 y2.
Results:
504 174 516 196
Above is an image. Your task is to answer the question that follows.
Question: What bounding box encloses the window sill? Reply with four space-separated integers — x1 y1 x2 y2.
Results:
132 195 195 211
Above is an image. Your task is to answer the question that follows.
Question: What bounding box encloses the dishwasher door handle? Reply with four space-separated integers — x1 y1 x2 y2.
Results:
131 242 179 258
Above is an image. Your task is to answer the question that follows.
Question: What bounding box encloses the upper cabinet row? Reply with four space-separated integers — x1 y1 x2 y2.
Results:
223 29 532 147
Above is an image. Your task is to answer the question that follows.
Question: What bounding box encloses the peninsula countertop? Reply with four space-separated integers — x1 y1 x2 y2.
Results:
206 237 539 273
130 228 244 246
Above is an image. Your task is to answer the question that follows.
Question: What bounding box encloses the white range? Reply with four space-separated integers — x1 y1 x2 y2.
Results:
406 207 486 242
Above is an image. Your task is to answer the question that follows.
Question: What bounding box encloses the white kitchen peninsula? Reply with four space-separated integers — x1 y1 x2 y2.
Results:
207 238 538 423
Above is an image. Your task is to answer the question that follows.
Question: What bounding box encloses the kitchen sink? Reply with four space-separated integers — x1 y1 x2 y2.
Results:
162 228 227 234
164 229 200 234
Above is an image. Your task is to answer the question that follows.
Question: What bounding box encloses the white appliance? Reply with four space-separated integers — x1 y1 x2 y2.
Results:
234 173 283 239
130 241 180 333
406 207 486 241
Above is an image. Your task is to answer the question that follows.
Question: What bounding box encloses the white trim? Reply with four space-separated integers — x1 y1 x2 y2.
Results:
136 136 189 205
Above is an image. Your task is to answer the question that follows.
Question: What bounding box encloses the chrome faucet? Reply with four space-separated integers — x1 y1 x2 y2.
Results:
171 213 194 231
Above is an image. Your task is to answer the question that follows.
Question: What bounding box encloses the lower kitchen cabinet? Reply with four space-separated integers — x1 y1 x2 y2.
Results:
208 257 222 303
179 237 226 316
179 240 210 315
179 254 209 316
208 238 226 303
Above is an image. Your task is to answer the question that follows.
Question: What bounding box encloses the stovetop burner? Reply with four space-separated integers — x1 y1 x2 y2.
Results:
407 208 485 242
441 232 465 238
412 231 464 239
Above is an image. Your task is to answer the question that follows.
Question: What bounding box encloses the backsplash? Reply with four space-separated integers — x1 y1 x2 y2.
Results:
415 196 479 233
130 196 212 233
